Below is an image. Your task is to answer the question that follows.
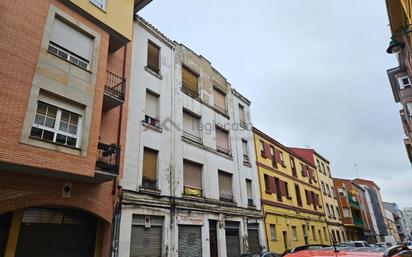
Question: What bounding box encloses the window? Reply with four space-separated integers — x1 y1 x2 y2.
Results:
291 226 297 240
270 224 276 240
48 17 93 70
275 178 282 201
338 187 346 197
270 146 276 167
323 227 327 241
216 126 230 155
219 171 233 202
279 151 284 165
311 226 316 240
239 104 246 125
90 0 105 9
284 182 290 198
316 160 321 170
326 166 331 176
321 182 326 194
336 207 340 219
301 164 306 177
290 157 297 177
30 101 81 147
326 184 331 196
264 174 271 193
183 110 201 143
398 75 412 89
259 140 265 156
321 163 325 173
145 91 160 127
147 40 160 74
183 160 202 197
406 102 412 117
246 179 253 206
213 87 226 113
343 207 350 217
331 205 336 218
182 65 199 96
242 139 249 163
326 204 330 216
331 186 335 197
142 147 158 189
295 184 302 206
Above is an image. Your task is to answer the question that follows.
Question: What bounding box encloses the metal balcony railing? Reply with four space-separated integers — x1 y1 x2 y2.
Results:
105 70 125 101
96 142 120 175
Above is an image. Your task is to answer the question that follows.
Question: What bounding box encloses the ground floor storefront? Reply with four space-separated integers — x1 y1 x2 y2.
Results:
344 226 365 241
327 223 346 243
118 192 266 257
263 204 329 254
0 170 116 257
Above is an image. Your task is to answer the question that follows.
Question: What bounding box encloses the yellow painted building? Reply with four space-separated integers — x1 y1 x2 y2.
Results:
289 148 346 243
253 128 329 254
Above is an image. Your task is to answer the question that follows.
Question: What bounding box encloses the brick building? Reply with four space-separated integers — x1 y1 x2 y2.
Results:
0 0 151 256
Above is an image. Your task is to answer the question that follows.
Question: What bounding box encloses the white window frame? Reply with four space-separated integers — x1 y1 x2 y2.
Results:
90 0 106 10
48 42 90 70
31 101 82 148
398 75 412 90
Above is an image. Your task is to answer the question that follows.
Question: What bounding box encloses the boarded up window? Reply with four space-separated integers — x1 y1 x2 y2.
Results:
216 127 230 154
142 147 158 188
145 91 159 119
242 139 249 162
183 160 202 197
275 178 282 201
183 111 201 143
213 87 226 113
305 190 313 205
219 171 233 201
182 66 198 96
295 184 302 206
147 40 160 73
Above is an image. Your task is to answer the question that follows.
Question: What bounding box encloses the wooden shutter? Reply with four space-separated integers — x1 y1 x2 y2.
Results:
246 180 253 199
305 190 313 204
143 148 157 181
269 176 276 193
274 148 281 164
145 91 159 118
213 88 226 111
183 160 202 189
182 66 198 95
219 171 233 200
147 41 160 73
264 143 271 159
295 184 302 206
312 192 318 206
183 111 201 142
216 127 229 152
280 181 287 196
238 104 246 123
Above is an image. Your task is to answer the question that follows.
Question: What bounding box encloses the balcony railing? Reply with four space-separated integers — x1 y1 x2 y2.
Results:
348 194 360 209
96 142 120 175
105 70 125 101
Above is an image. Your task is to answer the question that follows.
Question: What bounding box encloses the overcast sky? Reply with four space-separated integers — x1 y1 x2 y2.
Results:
140 1 412 208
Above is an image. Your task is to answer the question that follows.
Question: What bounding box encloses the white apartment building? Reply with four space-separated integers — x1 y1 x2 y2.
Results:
118 16 265 257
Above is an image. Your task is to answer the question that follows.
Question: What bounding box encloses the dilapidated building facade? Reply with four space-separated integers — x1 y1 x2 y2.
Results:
118 17 265 257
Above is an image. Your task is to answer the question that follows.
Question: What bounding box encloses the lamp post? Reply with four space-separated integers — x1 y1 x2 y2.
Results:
386 37 405 54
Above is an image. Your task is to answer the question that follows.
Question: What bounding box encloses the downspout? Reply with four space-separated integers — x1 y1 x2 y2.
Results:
169 43 176 257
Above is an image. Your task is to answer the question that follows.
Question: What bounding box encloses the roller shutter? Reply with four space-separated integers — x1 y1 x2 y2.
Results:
209 221 218 257
219 171 233 201
178 225 202 257
182 66 199 95
130 215 163 257
248 223 260 254
225 222 240 257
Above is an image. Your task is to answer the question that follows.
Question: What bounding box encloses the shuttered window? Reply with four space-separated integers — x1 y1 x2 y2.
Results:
219 171 233 201
183 160 202 197
305 190 312 205
130 215 163 257
142 148 158 189
225 222 240 257
247 223 260 254
147 40 160 73
183 111 201 143
291 226 297 240
145 91 159 124
216 126 230 154
246 179 253 206
275 177 282 201
242 139 249 163
270 224 276 240
239 104 246 123
49 17 93 69
295 184 302 206
182 66 199 96
178 225 202 257
209 220 218 257
213 87 226 113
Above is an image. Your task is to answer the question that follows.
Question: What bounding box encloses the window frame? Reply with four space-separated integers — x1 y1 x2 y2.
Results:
242 139 250 164
213 86 227 114
270 224 276 240
215 126 230 155
147 40 161 74
398 74 412 89
90 0 106 10
183 159 203 197
181 65 199 97
30 101 82 148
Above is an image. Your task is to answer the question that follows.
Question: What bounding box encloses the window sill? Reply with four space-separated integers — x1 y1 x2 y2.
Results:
243 161 252 167
212 106 230 119
181 87 201 100
47 50 91 73
139 186 161 196
29 136 81 151
182 136 233 160
142 121 163 133
145 66 163 80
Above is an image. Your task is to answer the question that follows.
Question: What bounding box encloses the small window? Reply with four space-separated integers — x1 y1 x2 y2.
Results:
290 157 297 177
142 147 158 189
242 139 249 163
246 179 253 206
259 140 265 156
239 104 246 125
291 226 297 240
183 110 201 143
398 75 412 89
147 40 160 74
183 160 202 197
316 160 321 171
145 91 160 127
264 174 271 193
343 207 350 217
338 187 346 197
213 87 226 113
295 184 302 206
215 126 230 155
270 146 276 167
30 101 81 148
182 65 199 96
218 171 233 202
270 224 276 240
90 0 106 9
311 226 316 240
49 17 93 70
279 151 284 164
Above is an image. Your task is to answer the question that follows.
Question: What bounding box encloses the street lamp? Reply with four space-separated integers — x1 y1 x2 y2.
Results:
386 37 405 54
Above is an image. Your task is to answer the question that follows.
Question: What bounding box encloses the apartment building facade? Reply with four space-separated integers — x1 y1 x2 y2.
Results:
289 148 345 243
118 17 265 257
384 202 410 242
385 0 412 165
333 179 375 242
403 207 412 234
253 128 329 254
0 0 151 256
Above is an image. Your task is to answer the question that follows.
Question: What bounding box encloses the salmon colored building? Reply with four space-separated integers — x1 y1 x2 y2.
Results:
0 0 151 256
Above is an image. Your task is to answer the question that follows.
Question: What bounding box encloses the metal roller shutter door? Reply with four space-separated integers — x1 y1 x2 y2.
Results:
178 225 202 257
247 228 260 254
130 226 162 257
209 221 218 257
225 222 240 257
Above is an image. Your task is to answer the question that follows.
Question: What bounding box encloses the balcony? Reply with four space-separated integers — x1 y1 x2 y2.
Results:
348 194 360 209
353 216 364 227
95 142 120 181
103 70 125 111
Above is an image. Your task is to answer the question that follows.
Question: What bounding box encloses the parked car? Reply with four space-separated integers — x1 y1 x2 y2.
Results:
407 241 412 250
240 252 282 257
283 245 412 257
337 241 371 247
